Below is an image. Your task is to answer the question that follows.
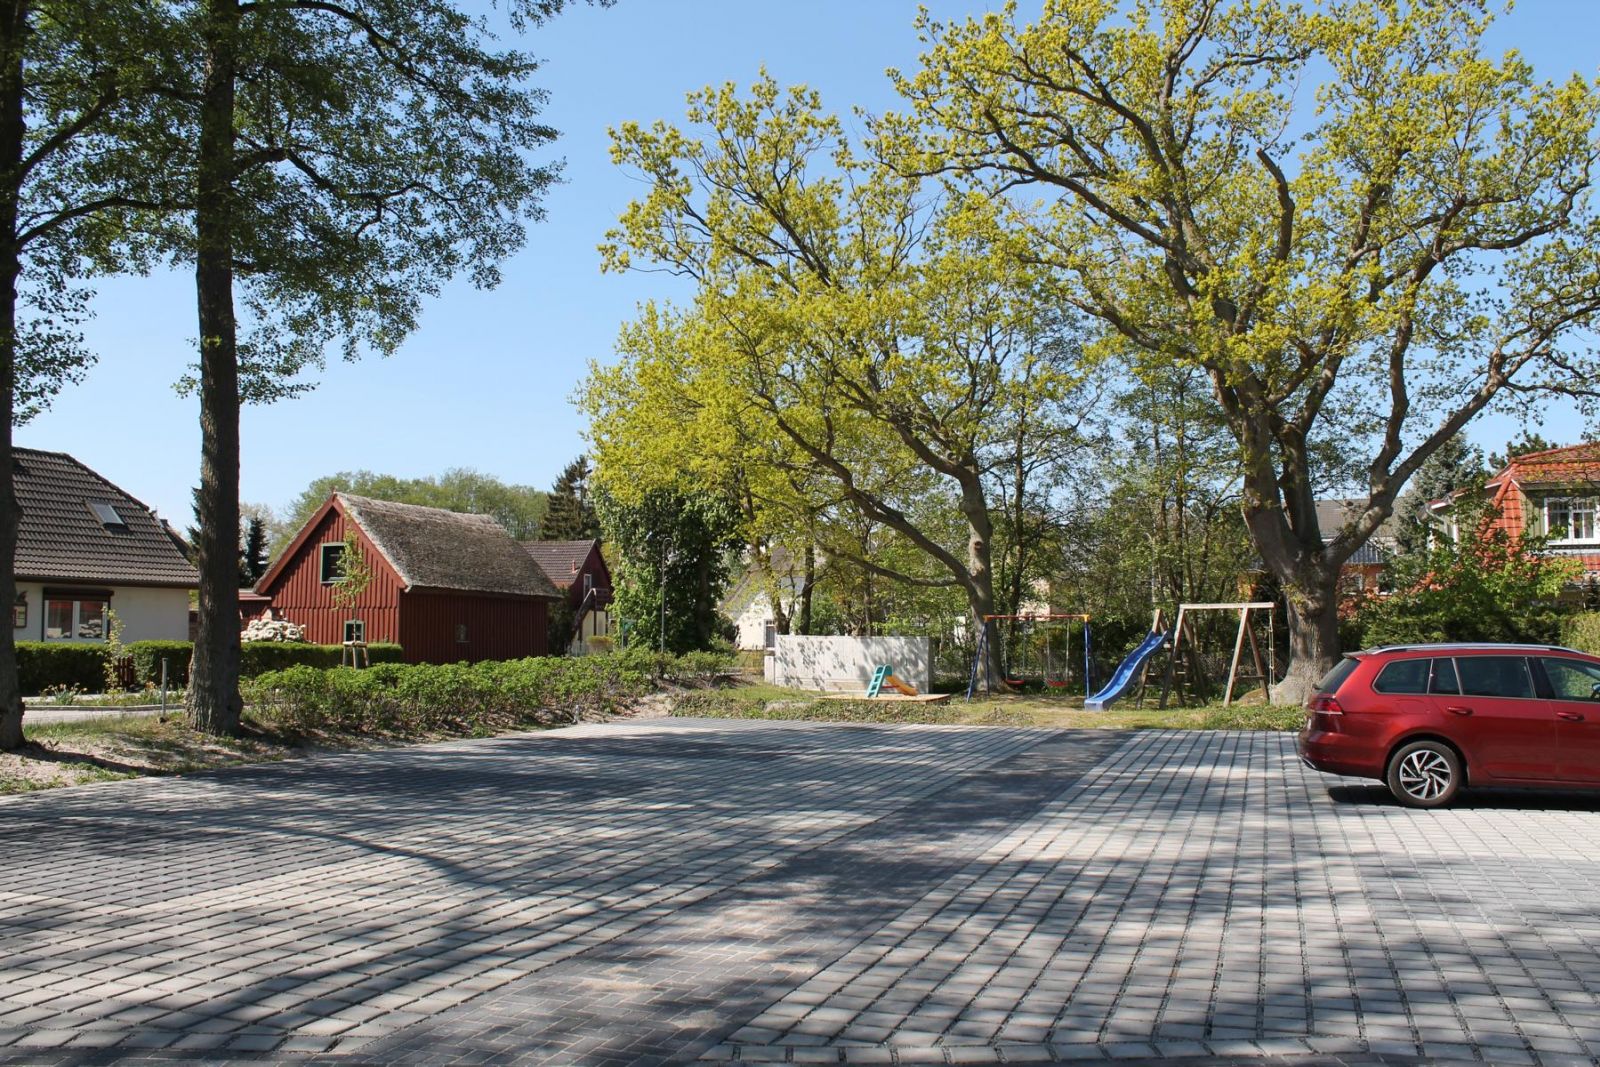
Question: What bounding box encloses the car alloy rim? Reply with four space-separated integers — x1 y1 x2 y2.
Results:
1398 750 1452 800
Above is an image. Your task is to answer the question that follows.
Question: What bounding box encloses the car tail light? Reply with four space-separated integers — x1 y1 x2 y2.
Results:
1308 693 1344 715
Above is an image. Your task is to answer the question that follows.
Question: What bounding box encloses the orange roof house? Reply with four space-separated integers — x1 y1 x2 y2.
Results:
1429 443 1600 579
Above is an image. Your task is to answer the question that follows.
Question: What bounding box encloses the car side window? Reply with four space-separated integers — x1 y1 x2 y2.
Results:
1429 658 1460 695
1455 656 1535 699
1540 657 1600 702
1373 659 1430 694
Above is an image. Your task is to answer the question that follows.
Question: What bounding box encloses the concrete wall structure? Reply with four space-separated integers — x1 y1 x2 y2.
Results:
772 635 931 694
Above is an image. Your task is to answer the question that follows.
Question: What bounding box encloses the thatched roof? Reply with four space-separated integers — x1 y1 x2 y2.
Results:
339 494 558 599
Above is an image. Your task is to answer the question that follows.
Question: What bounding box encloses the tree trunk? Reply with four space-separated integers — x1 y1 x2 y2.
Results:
0 2 26 751
1274 572 1340 707
960 479 1003 692
187 0 242 735
797 544 815 635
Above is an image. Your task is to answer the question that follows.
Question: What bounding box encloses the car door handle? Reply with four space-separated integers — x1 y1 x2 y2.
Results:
1445 705 1473 716
1557 710 1585 722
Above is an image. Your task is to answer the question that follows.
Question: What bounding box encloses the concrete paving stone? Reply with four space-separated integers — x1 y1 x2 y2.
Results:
3 726 1599 1067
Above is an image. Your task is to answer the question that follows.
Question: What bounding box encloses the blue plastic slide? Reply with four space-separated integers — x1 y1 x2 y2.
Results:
1084 630 1169 710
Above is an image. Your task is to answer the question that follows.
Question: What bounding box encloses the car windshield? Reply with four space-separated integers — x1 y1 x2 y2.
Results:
1315 657 1360 694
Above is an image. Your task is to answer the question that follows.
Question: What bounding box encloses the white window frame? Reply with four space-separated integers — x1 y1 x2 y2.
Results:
343 619 365 644
1545 496 1600 544
43 597 110 642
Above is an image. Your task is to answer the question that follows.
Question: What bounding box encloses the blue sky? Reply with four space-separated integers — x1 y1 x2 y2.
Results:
15 0 1597 525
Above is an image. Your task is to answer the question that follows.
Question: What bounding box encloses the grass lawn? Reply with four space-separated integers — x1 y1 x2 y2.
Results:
671 683 1306 731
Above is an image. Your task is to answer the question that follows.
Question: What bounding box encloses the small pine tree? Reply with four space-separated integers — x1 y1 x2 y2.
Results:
239 517 270 587
543 455 600 541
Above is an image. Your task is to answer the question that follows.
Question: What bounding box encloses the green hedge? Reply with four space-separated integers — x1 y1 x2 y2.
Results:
239 641 404 676
128 641 194 688
1560 613 1600 656
15 642 107 695
123 640 407 687
243 652 666 734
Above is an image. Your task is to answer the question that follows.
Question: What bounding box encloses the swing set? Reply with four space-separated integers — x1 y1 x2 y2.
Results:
966 613 1093 700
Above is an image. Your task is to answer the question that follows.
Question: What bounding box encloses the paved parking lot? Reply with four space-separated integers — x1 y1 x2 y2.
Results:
3 719 1600 1065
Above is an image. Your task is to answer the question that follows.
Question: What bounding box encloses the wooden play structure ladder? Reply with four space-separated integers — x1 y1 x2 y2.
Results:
1157 602 1276 708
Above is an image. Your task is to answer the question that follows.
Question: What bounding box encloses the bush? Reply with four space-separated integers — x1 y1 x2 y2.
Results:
128 641 193 688
15 643 106 696
242 651 665 736
1560 613 1600 655
238 641 405 677
1350 517 1575 648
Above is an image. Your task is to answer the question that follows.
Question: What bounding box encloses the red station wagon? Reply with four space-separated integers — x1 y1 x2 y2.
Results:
1298 643 1600 807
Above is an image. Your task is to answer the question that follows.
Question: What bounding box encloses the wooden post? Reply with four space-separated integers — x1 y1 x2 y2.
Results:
1224 605 1248 707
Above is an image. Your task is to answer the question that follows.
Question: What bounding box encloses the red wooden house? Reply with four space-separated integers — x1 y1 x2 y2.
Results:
521 539 613 654
253 493 560 663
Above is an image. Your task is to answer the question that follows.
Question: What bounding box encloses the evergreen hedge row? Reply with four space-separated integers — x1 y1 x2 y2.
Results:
15 643 107 695
244 648 735 734
16 640 409 695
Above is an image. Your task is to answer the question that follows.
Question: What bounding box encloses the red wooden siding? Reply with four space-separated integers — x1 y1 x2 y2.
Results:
259 507 405 646
566 544 613 610
399 592 545 664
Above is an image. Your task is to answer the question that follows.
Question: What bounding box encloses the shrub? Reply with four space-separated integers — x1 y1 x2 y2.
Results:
670 650 736 684
238 641 405 677
242 651 663 736
1560 613 1600 655
15 643 106 696
128 641 194 688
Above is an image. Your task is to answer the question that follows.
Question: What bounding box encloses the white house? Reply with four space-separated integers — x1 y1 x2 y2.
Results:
12 449 197 644
722 548 806 652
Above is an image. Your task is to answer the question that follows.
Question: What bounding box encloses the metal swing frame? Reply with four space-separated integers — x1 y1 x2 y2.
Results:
966 613 1094 701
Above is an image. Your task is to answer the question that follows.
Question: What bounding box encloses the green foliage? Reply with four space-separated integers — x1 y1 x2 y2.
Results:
1392 434 1488 555
1559 614 1600 656
543 455 600 541
1488 433 1559 473
240 516 269 586
277 469 549 554
242 651 689 734
1351 504 1577 647
887 0 1600 695
239 642 405 677
328 530 374 615
592 75 1096 663
128 641 195 689
597 486 741 654
1197 706 1305 732
126 640 406 686
14 643 107 696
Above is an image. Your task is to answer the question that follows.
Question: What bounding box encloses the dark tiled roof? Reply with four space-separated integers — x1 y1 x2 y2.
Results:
521 540 598 589
13 449 199 587
1315 497 1398 545
340 494 558 599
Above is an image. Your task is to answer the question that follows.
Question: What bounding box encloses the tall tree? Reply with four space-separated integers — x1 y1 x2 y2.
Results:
542 454 599 540
892 0 1600 700
595 485 740 654
596 78 1095 684
1392 433 1487 554
172 0 599 733
239 514 268 586
0 0 177 749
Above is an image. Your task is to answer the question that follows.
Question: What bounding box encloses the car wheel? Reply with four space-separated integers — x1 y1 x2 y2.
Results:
1386 740 1462 808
